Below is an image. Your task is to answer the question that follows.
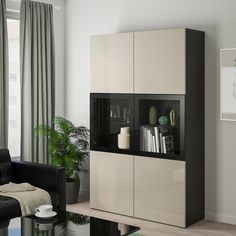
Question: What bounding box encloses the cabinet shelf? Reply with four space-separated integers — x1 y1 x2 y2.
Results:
92 120 131 125
91 146 183 161
134 150 183 161
91 146 133 155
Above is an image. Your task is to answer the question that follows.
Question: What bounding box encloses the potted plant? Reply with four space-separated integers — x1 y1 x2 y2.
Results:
34 116 89 204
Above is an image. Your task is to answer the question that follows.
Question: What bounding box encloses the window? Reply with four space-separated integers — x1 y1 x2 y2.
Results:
7 19 20 157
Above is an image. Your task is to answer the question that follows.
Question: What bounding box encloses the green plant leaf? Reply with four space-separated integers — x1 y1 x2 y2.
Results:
34 116 89 179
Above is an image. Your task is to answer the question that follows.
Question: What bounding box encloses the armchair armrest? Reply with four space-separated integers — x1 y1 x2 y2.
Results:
11 161 66 212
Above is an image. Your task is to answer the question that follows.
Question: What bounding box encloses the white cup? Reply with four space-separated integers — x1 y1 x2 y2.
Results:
35 205 53 215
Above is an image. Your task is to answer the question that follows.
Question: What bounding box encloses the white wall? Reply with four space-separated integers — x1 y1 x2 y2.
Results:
6 0 65 116
65 0 236 224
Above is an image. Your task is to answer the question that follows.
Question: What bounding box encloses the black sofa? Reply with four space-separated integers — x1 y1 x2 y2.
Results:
0 149 66 221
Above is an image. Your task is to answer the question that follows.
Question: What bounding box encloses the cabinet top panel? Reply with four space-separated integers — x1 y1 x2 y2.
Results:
90 31 133 38
90 28 205 37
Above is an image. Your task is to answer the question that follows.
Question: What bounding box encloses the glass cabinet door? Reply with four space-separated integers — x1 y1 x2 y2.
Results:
134 94 185 161
90 93 133 154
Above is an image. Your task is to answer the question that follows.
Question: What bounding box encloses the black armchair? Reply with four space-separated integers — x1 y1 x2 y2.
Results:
0 149 66 221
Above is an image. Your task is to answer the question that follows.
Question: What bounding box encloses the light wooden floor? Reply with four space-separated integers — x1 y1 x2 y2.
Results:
67 201 236 236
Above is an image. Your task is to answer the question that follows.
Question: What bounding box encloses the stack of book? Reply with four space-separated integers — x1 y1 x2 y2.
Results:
140 125 174 154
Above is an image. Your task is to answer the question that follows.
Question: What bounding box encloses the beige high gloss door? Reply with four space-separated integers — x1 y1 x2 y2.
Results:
134 156 186 227
90 33 133 93
90 151 134 216
134 29 186 94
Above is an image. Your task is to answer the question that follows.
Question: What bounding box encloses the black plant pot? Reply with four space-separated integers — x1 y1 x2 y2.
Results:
66 180 80 204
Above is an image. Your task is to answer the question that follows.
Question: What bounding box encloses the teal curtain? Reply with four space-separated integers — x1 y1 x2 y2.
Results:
0 0 8 149
20 0 55 163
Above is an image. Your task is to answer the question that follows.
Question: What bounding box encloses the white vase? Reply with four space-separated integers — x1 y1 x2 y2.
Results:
118 127 130 149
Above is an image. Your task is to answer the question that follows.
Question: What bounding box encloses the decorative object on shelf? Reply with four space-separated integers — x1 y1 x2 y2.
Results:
149 106 158 125
34 117 89 204
169 109 176 126
162 134 174 154
123 107 131 123
110 105 117 119
220 48 236 121
116 105 121 119
159 116 168 126
118 127 130 149
159 125 169 133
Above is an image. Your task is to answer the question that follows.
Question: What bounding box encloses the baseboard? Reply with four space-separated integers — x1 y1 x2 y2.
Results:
206 211 236 225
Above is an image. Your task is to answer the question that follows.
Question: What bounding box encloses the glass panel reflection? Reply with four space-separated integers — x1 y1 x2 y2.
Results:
2 212 139 236
90 94 133 154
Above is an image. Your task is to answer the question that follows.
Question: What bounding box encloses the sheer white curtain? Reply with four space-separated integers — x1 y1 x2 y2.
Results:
0 0 9 149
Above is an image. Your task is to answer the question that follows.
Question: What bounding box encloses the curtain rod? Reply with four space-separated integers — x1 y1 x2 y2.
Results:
7 8 60 14
7 6 61 14
7 0 61 11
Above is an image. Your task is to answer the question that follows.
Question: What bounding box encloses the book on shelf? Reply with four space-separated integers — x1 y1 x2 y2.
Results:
154 126 160 153
146 128 152 152
152 135 157 152
140 125 174 154
159 132 164 153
